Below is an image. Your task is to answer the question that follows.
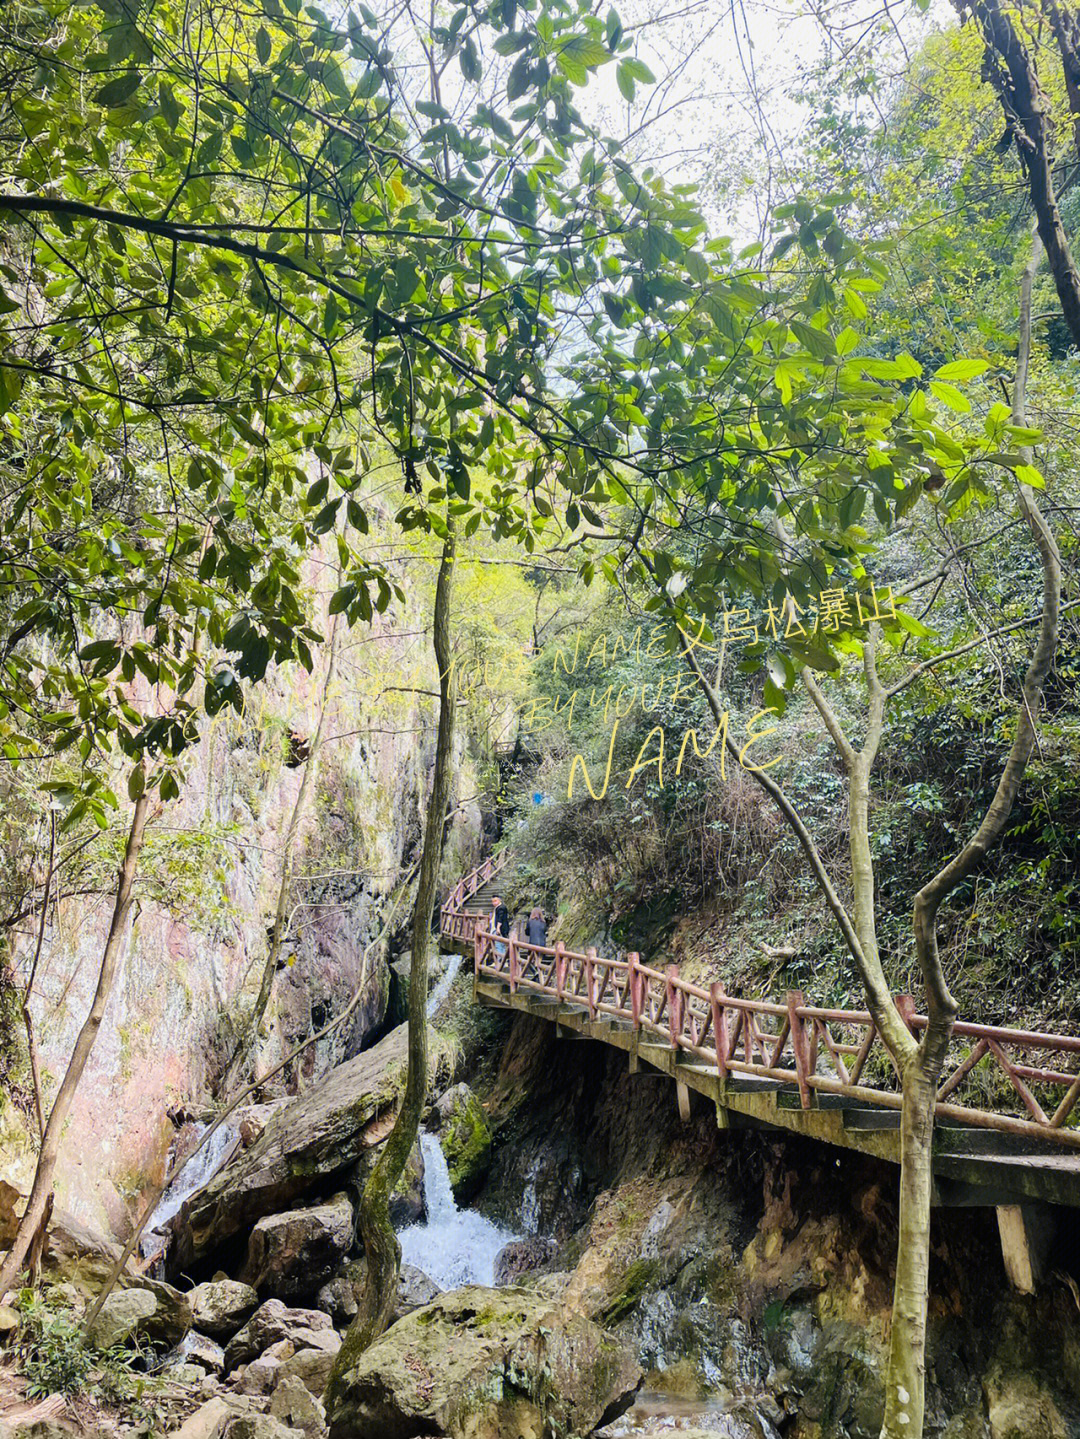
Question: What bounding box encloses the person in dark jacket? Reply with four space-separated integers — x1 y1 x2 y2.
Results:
490 895 510 958
523 907 547 981
524 908 548 947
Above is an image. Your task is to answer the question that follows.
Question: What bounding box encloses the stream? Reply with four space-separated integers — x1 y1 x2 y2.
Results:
397 1131 521 1289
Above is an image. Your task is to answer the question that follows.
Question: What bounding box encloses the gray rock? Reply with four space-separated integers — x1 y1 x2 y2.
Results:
493 1236 556 1286
324 1284 641 1439
120 1276 193 1344
314 1277 356 1326
163 1362 208 1385
224 1300 334 1372
395 1264 440 1318
269 1376 327 1439
0 1302 19 1336
170 1398 304 1439
168 1028 407 1277
179 1330 227 1374
239 1357 283 1396
190 1278 260 1338
278 1346 338 1399
85 1287 157 1349
240 1194 353 1301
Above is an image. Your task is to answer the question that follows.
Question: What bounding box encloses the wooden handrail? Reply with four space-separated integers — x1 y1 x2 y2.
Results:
443 865 1080 1147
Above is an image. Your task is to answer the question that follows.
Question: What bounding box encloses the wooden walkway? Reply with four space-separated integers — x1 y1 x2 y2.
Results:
441 853 1080 1213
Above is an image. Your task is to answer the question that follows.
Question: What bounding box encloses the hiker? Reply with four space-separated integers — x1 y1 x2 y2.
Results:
524 908 548 948
490 894 510 959
522 907 547 981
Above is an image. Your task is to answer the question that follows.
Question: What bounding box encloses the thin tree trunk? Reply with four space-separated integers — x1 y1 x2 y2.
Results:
880 228 1060 1439
329 520 457 1379
0 792 149 1294
22 809 56 1141
219 613 341 1098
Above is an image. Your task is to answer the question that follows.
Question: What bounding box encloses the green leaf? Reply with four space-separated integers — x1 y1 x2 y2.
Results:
158 81 182 130
92 72 143 108
929 380 969 413
1015 463 1045 489
256 26 272 63
556 35 611 85
934 358 988 382
128 764 146 801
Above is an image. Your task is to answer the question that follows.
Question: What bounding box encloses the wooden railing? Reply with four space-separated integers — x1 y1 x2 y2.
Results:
441 879 1080 1149
439 849 508 946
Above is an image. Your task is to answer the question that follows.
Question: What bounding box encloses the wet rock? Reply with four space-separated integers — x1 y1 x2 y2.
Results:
224 1299 335 1372
240 1193 353 1300
432 1083 491 1203
168 1026 407 1276
324 1284 641 1439
85 1287 157 1348
269 1375 327 1438
493 1236 556 1286
314 1277 356 1326
190 1278 260 1338
388 1140 425 1227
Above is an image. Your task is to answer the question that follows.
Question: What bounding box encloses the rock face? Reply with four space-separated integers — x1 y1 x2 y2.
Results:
432 1083 491 1203
168 1026 407 1276
240 1193 353 1300
324 1286 641 1439
189 1278 260 1338
0 1179 132 1293
223 1300 336 1373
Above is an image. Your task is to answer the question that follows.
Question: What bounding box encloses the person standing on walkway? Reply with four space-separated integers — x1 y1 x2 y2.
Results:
524 908 548 948
491 894 510 959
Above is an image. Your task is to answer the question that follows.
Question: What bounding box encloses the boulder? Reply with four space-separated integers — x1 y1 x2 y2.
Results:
85 1287 157 1349
238 1357 283 1395
269 1376 327 1439
389 1141 425 1228
278 1346 338 1399
163 1362 208 1385
324 1285 641 1439
224 1300 335 1372
240 1194 353 1301
493 1236 557 1286
118 1276 192 1344
314 1277 356 1326
178 1330 227 1374
168 1028 407 1276
171 1398 303 1439
0 1179 132 1294
396 1265 440 1318
190 1279 260 1338
0 1302 19 1337
432 1084 491 1203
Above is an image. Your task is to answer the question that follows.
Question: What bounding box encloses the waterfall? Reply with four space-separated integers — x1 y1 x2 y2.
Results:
140 1121 239 1257
398 1132 520 1289
427 953 463 1019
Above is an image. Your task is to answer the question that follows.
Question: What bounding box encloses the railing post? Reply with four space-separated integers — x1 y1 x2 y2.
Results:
667 964 683 1049
586 946 598 1019
555 942 567 1001
710 982 729 1080
896 994 918 1037
787 990 812 1109
509 933 519 993
629 953 642 1028
474 925 483 976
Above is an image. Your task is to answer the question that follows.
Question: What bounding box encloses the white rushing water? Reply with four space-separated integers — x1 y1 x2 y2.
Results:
398 1132 520 1289
140 1121 239 1256
426 952 463 1019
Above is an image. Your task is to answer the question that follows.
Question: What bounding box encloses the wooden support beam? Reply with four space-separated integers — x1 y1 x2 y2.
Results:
997 1204 1055 1292
676 1080 691 1122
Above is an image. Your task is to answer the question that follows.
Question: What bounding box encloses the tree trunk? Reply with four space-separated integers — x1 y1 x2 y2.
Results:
881 1064 936 1439
219 611 341 1098
0 792 149 1293
327 520 457 1382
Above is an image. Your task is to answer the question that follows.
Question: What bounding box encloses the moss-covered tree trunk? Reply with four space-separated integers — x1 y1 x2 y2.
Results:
328 519 457 1376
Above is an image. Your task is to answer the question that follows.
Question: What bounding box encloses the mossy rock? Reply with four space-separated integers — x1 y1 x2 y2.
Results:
434 1083 492 1204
